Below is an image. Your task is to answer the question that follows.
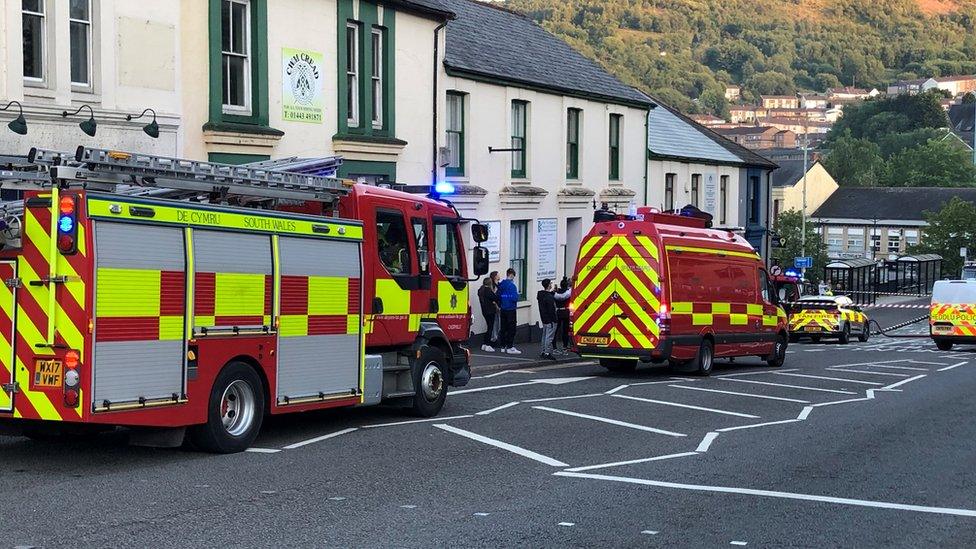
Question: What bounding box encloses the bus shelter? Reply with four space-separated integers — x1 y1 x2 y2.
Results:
823 258 878 305
892 254 942 294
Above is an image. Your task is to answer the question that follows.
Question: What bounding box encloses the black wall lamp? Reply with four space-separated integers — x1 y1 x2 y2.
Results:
62 104 97 137
1 101 28 135
126 108 159 138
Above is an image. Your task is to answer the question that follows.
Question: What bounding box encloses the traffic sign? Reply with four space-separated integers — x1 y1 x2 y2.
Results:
770 265 784 276
794 256 813 269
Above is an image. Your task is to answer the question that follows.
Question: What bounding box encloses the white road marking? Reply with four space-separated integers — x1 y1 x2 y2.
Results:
554 471 976 518
434 424 569 467
797 406 814 420
804 349 826 352
558 522 575 527
612 394 760 419
716 419 802 432
719 378 856 394
730 541 748 546
669 384 810 403
826 368 910 378
863 364 929 372
882 374 927 391
476 402 520 415
532 406 686 437
938 361 969 372
605 384 630 395
907 360 950 366
774 372 884 386
473 513 490 517
451 376 595 395
563 452 699 473
715 368 799 378
827 359 917 368
630 378 696 386
641 530 659 535
521 393 605 403
473 369 534 379
245 447 281 454
469 353 538 364
527 362 591 372
282 428 359 450
363 415 472 429
696 432 720 452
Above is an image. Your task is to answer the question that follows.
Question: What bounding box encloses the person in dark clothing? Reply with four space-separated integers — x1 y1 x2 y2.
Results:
537 279 558 360
478 275 500 351
553 276 572 352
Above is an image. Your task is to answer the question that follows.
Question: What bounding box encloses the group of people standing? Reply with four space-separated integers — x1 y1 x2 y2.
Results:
478 270 572 360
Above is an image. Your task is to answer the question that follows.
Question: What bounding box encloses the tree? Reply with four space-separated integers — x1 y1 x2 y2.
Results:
886 139 976 187
772 209 830 284
908 197 976 275
698 88 730 119
746 71 795 96
822 131 887 186
814 72 842 92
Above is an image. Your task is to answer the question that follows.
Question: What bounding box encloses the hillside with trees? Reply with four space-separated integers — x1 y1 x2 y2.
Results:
503 0 976 114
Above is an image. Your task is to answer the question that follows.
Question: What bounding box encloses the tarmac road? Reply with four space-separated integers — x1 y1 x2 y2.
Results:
2 306 974 548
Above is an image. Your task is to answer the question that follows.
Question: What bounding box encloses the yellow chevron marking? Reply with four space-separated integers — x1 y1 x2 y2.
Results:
578 236 603 263
13 308 61 421
635 235 660 261
574 283 617 329
618 317 653 348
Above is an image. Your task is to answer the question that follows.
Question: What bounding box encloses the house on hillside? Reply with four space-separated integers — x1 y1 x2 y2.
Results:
811 187 976 260
729 106 767 123
828 87 878 102
770 160 838 219
949 103 975 149
888 76 976 97
647 100 778 258
713 126 797 150
761 95 800 109
800 94 830 109
689 114 726 126
725 85 741 102
437 0 653 330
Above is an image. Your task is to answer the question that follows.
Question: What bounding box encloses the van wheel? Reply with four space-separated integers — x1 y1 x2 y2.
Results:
936 340 954 351
858 325 870 343
189 361 265 454
600 359 637 373
766 334 787 368
694 339 714 376
412 347 447 418
839 324 851 344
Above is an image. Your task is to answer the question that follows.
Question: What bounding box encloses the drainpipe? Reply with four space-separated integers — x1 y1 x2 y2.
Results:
643 103 656 206
432 21 448 187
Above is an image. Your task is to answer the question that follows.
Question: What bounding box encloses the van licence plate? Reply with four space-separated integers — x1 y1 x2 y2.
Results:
933 325 953 335
34 359 63 388
804 326 822 332
579 335 610 346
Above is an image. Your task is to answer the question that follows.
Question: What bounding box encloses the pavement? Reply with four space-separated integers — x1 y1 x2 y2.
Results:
3 307 976 547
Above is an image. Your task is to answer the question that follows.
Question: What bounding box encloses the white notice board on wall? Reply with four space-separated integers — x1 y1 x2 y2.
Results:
536 218 557 280
484 221 501 263
703 173 717 216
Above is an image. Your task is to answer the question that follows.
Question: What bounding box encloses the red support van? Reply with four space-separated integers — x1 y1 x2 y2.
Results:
571 207 789 375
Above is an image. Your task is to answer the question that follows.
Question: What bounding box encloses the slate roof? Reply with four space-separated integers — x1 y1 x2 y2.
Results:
391 0 455 18
646 96 777 169
812 187 976 221
949 104 975 149
440 0 651 108
770 159 809 188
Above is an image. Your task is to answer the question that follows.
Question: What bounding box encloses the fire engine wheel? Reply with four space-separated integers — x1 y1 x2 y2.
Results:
766 334 788 368
936 340 954 351
190 361 265 454
412 347 447 418
839 324 851 344
693 339 714 376
600 359 638 373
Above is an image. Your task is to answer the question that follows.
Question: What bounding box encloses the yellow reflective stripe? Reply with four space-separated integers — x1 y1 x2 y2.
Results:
619 318 653 348
711 303 731 314
578 236 602 263
12 301 60 420
634 235 660 261
347 314 361 334
587 303 618 334
376 279 410 315
763 315 778 326
279 315 308 337
185 228 195 338
97 268 161 316
672 302 693 314
438 281 468 314
308 276 349 315
614 260 660 309
87 198 364 241
46 189 58 345
730 313 749 325
574 283 616 329
692 313 713 325
195 315 215 327
615 239 661 287
408 314 422 331
613 285 658 336
159 316 184 340
665 245 760 260
214 273 265 317
746 304 763 316
0 273 12 411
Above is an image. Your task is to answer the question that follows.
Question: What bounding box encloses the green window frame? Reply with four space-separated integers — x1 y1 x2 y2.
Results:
720 175 728 225
566 108 580 180
609 114 621 181
511 100 528 179
208 0 270 128
665 173 675 211
510 220 528 301
691 174 701 208
337 0 395 139
446 91 465 177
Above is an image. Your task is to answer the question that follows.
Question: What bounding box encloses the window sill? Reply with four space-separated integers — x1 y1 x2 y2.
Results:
203 121 285 137
333 133 408 146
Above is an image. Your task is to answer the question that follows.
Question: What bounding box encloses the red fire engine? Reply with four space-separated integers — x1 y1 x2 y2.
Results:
0 147 488 453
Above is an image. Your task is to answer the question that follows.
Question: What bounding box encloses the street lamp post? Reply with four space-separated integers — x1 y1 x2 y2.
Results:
801 130 809 278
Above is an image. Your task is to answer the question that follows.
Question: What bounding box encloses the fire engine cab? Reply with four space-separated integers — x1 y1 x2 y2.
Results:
571 206 789 376
0 147 489 453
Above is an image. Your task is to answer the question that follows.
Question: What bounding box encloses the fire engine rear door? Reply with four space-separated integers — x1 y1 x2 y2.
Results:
0 260 17 412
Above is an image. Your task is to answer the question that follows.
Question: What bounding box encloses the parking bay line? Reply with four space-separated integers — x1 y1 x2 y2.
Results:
476 401 521 415
668 384 811 403
718 378 857 394
938 361 969 372
532 406 686 437
773 372 884 386
826 368 910 378
611 394 760 419
553 471 976 518
434 424 569 467
862 364 929 372
363 415 472 429
564 451 699 473
282 428 359 450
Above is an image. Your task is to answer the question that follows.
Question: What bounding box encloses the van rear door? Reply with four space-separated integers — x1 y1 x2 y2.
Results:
572 235 661 350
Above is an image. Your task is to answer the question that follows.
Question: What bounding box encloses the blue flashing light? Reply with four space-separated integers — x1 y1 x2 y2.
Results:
58 215 74 233
784 268 802 279
434 181 456 195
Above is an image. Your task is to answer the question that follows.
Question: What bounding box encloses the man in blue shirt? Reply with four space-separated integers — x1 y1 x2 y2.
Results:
497 268 521 354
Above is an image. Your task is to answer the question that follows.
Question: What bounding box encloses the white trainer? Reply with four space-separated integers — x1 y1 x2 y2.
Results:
482 344 496 352
507 347 522 355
